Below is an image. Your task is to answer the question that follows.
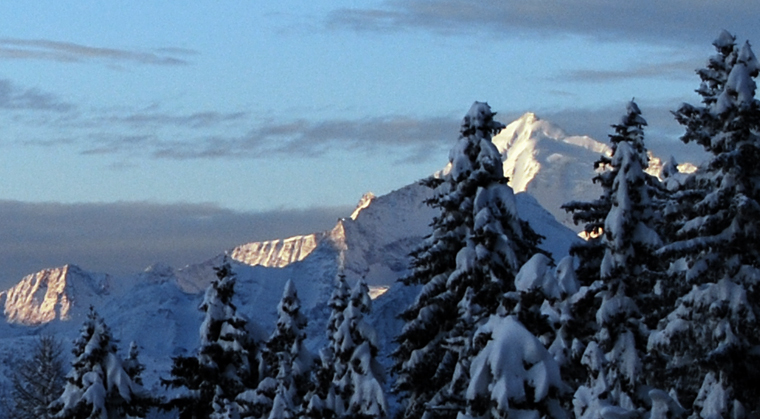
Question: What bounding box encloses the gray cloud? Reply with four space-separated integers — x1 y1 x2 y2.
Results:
326 1 760 47
78 115 460 163
109 110 249 129
561 59 701 83
0 79 74 112
0 38 195 66
0 201 351 290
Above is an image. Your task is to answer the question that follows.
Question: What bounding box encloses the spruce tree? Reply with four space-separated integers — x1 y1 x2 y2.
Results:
653 32 760 418
573 101 663 419
393 102 541 419
458 315 566 419
7 335 65 419
242 280 313 418
162 260 259 419
49 307 150 419
334 280 388 419
304 274 351 419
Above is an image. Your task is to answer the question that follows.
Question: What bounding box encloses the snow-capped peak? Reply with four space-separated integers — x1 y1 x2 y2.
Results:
351 192 376 220
489 113 611 229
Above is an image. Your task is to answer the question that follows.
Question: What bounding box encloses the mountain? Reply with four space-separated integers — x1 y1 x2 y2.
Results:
492 113 695 230
493 113 611 229
0 111 598 399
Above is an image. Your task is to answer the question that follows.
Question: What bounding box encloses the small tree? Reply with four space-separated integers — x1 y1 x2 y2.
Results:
6 335 65 419
334 280 388 419
49 307 150 419
242 280 313 418
304 274 351 419
162 260 259 419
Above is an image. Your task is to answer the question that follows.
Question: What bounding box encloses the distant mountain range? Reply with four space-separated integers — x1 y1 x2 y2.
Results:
0 112 687 394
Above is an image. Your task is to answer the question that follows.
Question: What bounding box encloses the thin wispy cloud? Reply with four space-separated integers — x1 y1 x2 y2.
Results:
75 115 460 162
0 38 196 66
0 79 74 112
326 1 760 47
561 59 702 83
105 110 249 129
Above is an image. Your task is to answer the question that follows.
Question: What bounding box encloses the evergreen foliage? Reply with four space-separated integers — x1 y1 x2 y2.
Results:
243 279 314 418
6 335 65 419
393 102 542 419
334 279 388 419
49 307 151 419
573 102 664 419
652 31 760 417
303 274 350 419
162 260 259 419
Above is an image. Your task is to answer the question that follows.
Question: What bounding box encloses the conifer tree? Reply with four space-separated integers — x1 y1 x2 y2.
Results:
242 280 313 418
653 31 760 418
393 102 541 419
7 335 65 419
49 307 150 419
458 315 566 419
334 280 388 419
304 274 351 419
162 260 259 419
573 101 663 419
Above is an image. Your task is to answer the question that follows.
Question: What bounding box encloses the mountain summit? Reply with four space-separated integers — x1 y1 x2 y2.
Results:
493 112 612 229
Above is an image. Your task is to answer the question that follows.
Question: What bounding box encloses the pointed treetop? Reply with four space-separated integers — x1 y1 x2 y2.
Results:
738 41 760 76
714 30 736 51
624 100 647 127
626 100 642 118
460 101 506 137
350 279 372 314
282 279 297 300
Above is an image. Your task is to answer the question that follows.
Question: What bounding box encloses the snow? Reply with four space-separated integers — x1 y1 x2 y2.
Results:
466 315 563 409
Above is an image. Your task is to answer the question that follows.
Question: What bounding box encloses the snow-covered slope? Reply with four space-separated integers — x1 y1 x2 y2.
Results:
492 113 612 230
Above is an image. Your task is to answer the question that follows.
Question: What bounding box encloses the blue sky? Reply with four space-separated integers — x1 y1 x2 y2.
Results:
2 1 759 285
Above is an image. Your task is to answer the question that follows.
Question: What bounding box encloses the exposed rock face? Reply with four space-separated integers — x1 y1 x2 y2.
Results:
0 264 109 325
230 234 322 268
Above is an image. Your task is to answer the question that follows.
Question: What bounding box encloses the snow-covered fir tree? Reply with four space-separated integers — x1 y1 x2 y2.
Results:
122 342 145 388
334 279 388 419
652 31 760 418
304 274 351 419
241 279 313 418
162 260 259 419
561 136 615 288
6 334 65 419
393 102 542 419
49 307 151 419
459 315 566 419
573 101 664 419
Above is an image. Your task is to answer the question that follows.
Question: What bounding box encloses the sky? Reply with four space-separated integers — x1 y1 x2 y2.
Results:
2 1 760 287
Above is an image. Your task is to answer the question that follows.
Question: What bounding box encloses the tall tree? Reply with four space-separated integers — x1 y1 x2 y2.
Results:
49 307 150 419
653 31 760 418
393 102 541 419
162 260 259 419
573 101 663 419
6 335 65 419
